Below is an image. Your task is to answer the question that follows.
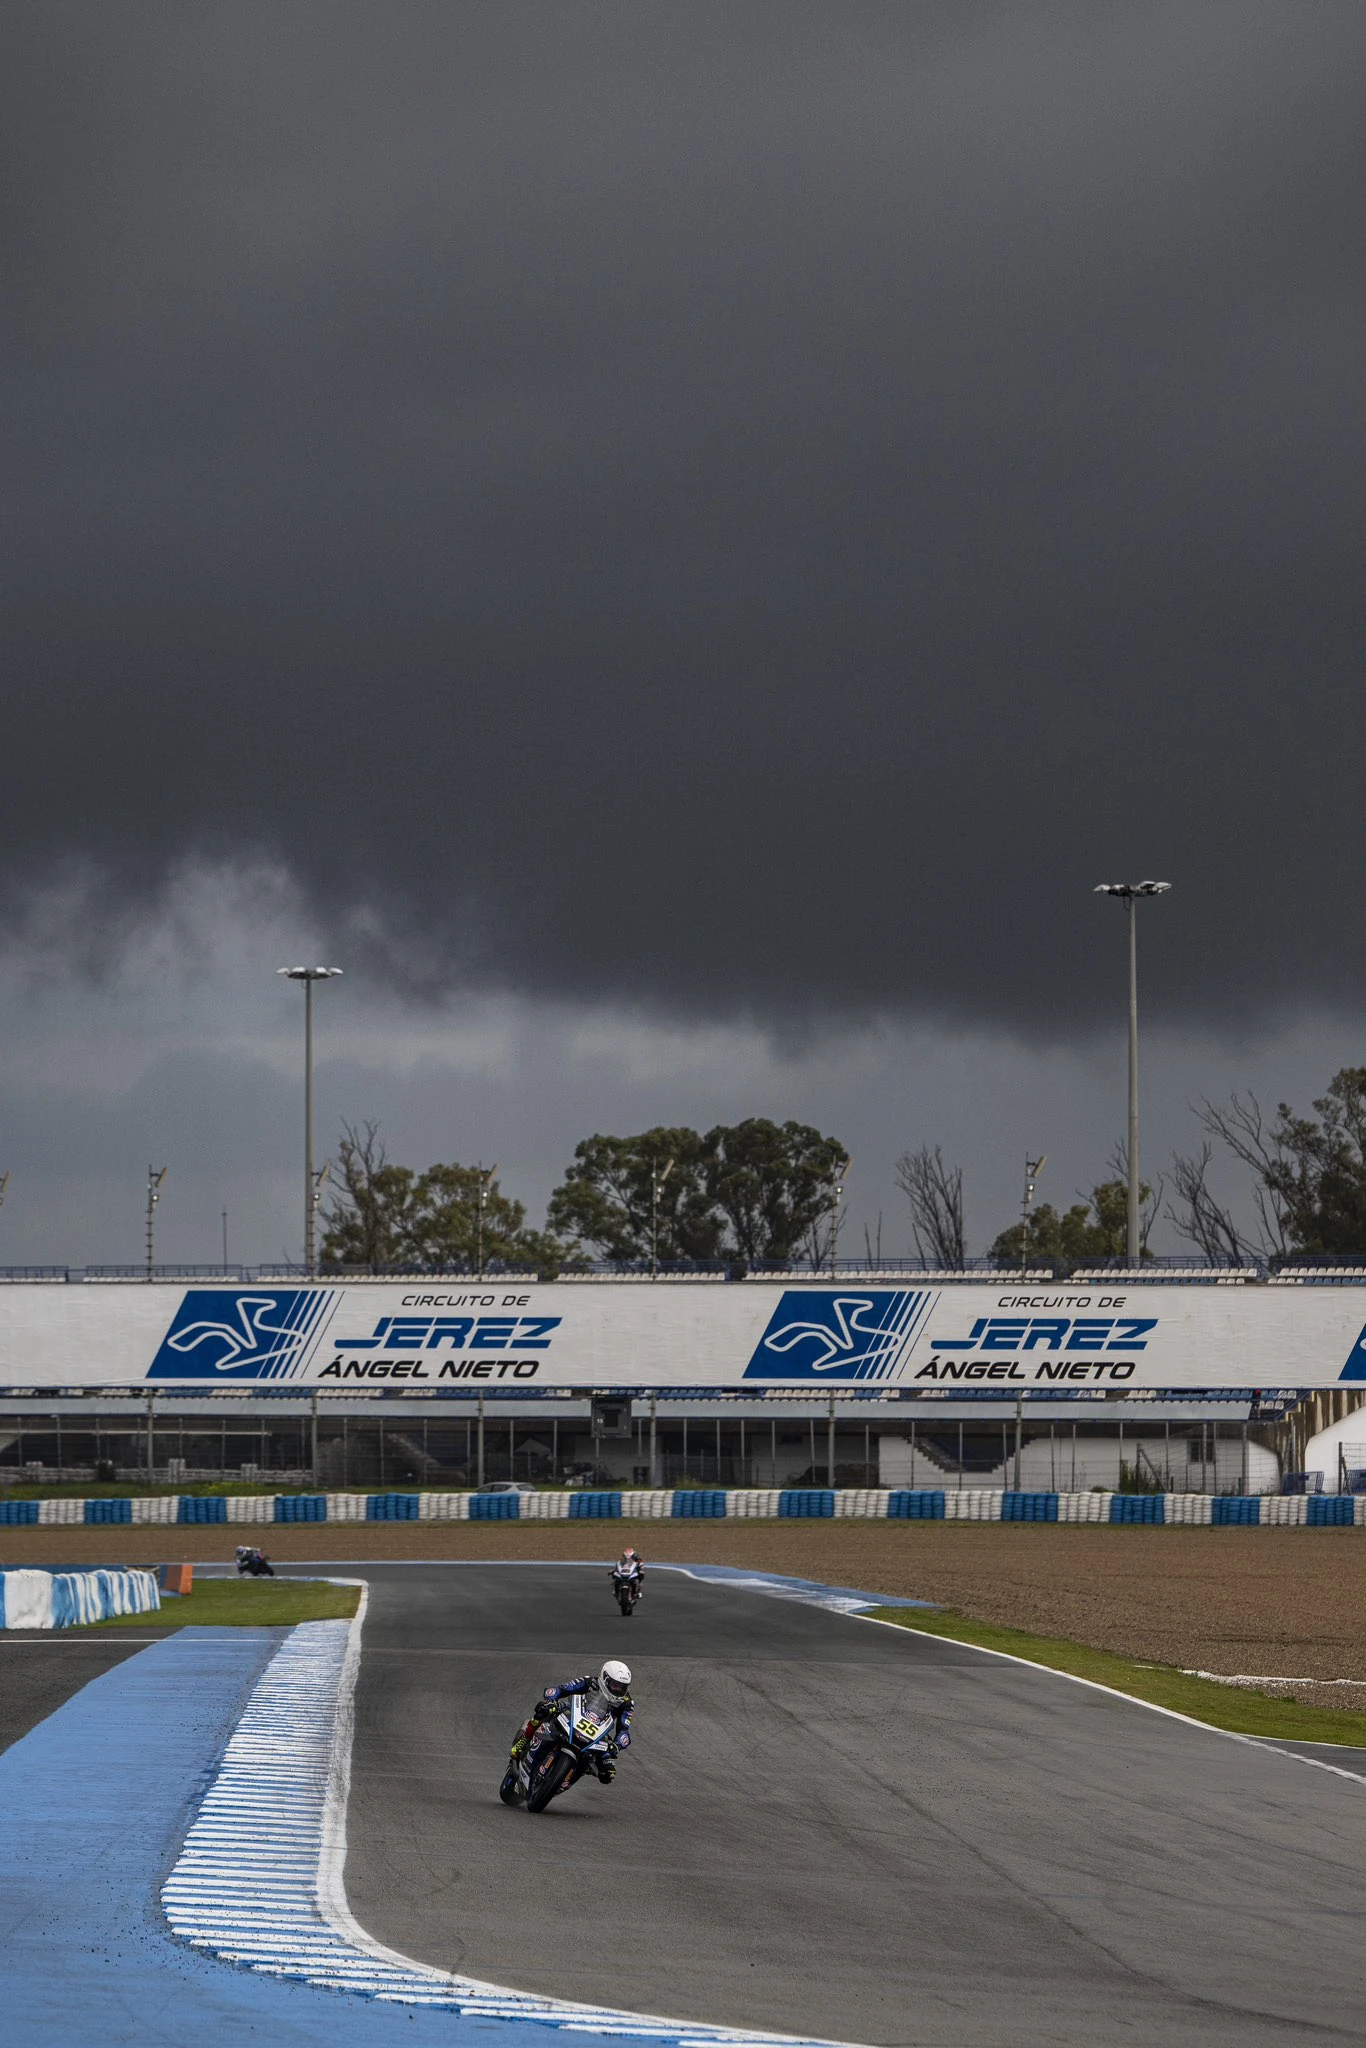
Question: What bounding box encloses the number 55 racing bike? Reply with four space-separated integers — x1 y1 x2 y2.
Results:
499 1694 620 1813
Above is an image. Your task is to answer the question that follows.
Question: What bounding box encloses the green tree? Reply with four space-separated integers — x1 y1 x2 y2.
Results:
320 1123 419 1268
989 1177 1153 1266
406 1162 561 1274
1180 1068 1366 1257
320 1124 565 1273
546 1128 722 1265
545 1118 852 1266
704 1118 850 1264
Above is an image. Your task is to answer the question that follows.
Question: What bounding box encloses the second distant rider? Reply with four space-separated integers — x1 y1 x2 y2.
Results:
611 1546 645 1602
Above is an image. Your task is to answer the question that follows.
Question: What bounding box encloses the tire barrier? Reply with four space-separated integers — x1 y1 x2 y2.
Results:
887 1489 946 1519
778 1488 835 1518
83 1497 132 1524
7 1486 1366 1527
1110 1493 1164 1525
0 1564 159 1628
1001 1491 1060 1523
364 1492 420 1521
273 1493 326 1522
567 1490 622 1518
176 1496 227 1524
672 1488 727 1517
468 1490 520 1520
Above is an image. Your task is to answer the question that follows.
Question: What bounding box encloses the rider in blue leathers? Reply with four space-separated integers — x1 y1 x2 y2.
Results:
511 1660 634 1783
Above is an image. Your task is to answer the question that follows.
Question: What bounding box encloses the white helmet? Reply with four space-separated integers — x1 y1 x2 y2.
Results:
599 1658 632 1701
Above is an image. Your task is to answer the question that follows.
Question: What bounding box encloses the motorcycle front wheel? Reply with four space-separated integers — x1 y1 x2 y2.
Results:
526 1751 576 1812
498 1769 521 1806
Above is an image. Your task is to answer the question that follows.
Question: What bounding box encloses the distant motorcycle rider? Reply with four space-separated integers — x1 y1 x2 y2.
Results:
610 1547 645 1601
509 1660 634 1783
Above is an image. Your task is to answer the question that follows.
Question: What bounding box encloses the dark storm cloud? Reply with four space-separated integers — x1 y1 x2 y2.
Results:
3 3 1365 1034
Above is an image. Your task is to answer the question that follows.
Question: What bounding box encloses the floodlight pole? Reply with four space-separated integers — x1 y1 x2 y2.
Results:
145 1166 167 1281
1021 1156 1046 1278
1124 891 1140 1264
650 1157 674 1278
476 1164 498 1278
278 967 343 1278
1094 883 1170 1264
828 1155 852 1277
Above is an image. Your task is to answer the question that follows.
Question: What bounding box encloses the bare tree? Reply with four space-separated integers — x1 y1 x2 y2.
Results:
894 1145 965 1268
1165 1142 1253 1262
1106 1139 1164 1255
320 1120 417 1269
1191 1093 1290 1257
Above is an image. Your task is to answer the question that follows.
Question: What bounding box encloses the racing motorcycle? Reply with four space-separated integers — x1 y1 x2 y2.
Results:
611 1563 642 1617
235 1545 274 1577
499 1696 618 1813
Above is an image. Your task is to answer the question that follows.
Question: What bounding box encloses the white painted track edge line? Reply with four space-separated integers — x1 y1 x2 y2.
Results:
851 1613 1366 1785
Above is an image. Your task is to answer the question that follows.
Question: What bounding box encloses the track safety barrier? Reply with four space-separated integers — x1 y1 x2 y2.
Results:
0 1564 159 1628
6 1487 1366 1526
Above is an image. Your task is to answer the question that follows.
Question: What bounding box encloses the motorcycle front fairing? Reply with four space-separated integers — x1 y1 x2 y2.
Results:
512 1694 615 1803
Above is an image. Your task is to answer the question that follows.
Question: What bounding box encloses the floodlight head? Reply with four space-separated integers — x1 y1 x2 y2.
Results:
278 965 344 981
1093 881 1171 899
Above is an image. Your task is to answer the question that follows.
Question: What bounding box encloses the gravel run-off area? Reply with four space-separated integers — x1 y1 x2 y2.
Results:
5 1520 1366 1695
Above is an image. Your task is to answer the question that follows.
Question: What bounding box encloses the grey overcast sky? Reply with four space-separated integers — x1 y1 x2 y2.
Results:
2 5 1364 1263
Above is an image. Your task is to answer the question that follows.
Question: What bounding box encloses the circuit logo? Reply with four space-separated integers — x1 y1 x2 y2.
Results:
1339 1325 1366 1380
930 1315 1156 1353
742 1291 935 1381
146 1290 335 1381
334 1313 561 1350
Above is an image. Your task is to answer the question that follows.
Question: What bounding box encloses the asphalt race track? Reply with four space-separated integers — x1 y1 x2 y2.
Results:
261 1561 1366 2048
0 1636 150 1755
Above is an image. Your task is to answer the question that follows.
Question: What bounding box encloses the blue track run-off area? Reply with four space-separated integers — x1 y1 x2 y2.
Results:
0 1628 639 2048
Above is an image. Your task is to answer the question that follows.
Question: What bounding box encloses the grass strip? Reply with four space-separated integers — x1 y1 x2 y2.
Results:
81 1578 361 1630
866 1605 1366 1747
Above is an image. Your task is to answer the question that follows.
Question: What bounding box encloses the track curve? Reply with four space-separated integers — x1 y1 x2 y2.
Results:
310 1562 1366 2047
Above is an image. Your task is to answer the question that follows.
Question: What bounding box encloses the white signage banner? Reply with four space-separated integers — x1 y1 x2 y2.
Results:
0 1280 1362 1391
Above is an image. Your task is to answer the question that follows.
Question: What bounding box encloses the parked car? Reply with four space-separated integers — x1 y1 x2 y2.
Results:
473 1480 538 1495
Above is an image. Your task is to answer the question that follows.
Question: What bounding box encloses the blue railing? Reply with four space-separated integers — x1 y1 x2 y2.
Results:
6 1255 1366 1283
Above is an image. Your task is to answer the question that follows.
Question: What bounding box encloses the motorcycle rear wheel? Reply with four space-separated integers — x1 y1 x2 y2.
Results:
526 1751 575 1812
